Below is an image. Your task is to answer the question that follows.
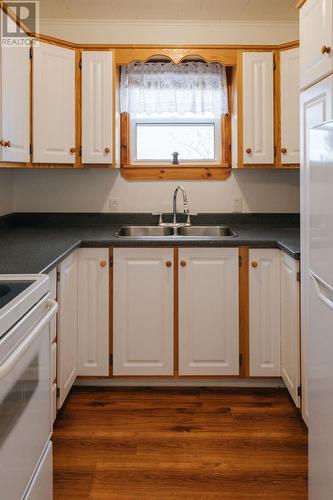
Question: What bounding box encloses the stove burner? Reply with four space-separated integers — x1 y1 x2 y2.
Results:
0 281 34 309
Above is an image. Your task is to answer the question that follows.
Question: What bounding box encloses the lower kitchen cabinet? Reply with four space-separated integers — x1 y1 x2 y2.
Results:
249 249 281 377
77 248 110 376
57 251 78 408
113 248 174 376
281 252 301 407
178 248 239 376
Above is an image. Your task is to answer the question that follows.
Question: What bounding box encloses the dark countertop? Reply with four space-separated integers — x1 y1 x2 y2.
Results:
0 213 300 275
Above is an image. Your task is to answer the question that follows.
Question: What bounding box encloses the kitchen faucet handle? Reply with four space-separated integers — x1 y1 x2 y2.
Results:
152 212 164 225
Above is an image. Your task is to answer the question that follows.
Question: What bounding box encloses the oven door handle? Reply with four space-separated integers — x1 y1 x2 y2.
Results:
0 299 58 380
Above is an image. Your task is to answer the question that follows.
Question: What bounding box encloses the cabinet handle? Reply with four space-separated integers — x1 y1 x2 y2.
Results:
70 147 76 154
281 147 287 154
165 261 172 268
251 261 258 268
321 45 331 54
180 260 187 267
4 140 11 147
104 147 110 154
0 140 5 147
100 260 107 268
246 147 252 154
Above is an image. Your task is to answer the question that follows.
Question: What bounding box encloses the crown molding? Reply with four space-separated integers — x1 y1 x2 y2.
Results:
40 18 298 28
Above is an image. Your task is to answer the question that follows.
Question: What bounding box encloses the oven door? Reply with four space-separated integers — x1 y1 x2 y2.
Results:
0 298 57 500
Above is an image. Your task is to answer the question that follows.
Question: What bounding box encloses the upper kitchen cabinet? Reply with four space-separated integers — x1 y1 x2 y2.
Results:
33 42 76 164
280 48 300 165
82 51 114 165
0 15 30 163
300 0 333 89
241 52 274 165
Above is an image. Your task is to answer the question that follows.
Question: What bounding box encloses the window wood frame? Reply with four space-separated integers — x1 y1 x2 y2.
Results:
120 63 232 180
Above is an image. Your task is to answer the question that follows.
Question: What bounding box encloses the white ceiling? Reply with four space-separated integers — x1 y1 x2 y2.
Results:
38 0 298 21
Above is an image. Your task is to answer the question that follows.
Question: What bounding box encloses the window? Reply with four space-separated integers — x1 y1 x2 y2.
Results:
120 60 231 179
133 119 219 163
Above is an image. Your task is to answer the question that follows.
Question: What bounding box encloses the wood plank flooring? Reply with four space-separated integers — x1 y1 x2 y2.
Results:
52 387 308 499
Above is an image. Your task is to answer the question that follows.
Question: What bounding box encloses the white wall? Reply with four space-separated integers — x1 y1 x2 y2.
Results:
40 19 298 45
13 168 299 213
0 171 14 215
11 19 300 215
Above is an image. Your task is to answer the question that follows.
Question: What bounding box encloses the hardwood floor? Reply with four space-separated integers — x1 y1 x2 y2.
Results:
53 387 308 499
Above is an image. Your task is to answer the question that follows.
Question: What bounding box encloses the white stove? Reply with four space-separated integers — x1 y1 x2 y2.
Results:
0 274 58 500
0 275 50 339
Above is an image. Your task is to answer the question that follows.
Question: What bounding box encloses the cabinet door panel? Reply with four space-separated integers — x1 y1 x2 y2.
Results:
33 42 75 163
243 52 274 164
300 75 333 424
78 248 109 376
0 39 30 163
113 248 173 376
57 251 78 408
249 249 281 377
82 51 113 164
300 0 333 89
281 253 300 407
281 48 300 165
179 248 239 376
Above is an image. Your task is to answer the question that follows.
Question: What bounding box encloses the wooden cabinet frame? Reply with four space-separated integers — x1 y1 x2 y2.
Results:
236 43 300 170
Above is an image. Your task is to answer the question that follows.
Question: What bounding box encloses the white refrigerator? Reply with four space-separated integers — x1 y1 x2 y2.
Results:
309 120 333 499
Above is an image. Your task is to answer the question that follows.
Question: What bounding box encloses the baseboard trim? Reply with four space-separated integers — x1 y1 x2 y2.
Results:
74 378 285 388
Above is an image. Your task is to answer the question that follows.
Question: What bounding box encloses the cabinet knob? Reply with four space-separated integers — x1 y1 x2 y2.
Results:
0 140 5 147
165 261 172 268
70 147 76 154
4 140 11 147
251 261 258 268
100 260 107 268
104 147 110 154
321 45 331 54
180 260 187 267
281 147 287 154
246 147 252 154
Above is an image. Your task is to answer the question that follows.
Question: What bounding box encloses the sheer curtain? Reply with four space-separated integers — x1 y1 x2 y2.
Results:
120 61 228 117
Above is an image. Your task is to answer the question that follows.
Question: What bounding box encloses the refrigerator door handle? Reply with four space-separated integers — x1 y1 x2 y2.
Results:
310 271 333 312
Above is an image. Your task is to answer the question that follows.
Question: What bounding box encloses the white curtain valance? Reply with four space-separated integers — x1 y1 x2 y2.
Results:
120 61 228 117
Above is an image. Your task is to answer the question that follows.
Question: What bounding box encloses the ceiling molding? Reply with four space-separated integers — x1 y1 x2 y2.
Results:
40 18 298 27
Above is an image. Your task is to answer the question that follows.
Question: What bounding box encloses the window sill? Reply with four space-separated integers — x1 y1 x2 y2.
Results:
121 164 231 180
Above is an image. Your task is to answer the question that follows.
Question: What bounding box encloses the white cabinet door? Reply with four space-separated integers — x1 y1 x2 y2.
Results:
78 248 109 376
281 253 301 407
113 248 173 376
57 251 78 408
249 249 281 377
280 48 300 165
0 36 30 162
300 0 333 89
178 248 239 376
33 42 75 163
82 51 113 164
300 75 333 425
243 52 274 164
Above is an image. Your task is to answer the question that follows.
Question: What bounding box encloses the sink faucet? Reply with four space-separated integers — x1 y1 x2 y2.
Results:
173 186 189 225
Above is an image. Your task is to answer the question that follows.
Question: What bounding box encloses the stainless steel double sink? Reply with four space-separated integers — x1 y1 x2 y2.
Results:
115 225 238 238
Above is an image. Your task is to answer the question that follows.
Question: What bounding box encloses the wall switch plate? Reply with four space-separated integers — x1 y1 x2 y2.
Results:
233 196 242 213
109 197 120 212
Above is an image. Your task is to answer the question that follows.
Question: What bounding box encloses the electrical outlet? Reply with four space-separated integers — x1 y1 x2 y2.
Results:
109 198 120 212
233 196 242 213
